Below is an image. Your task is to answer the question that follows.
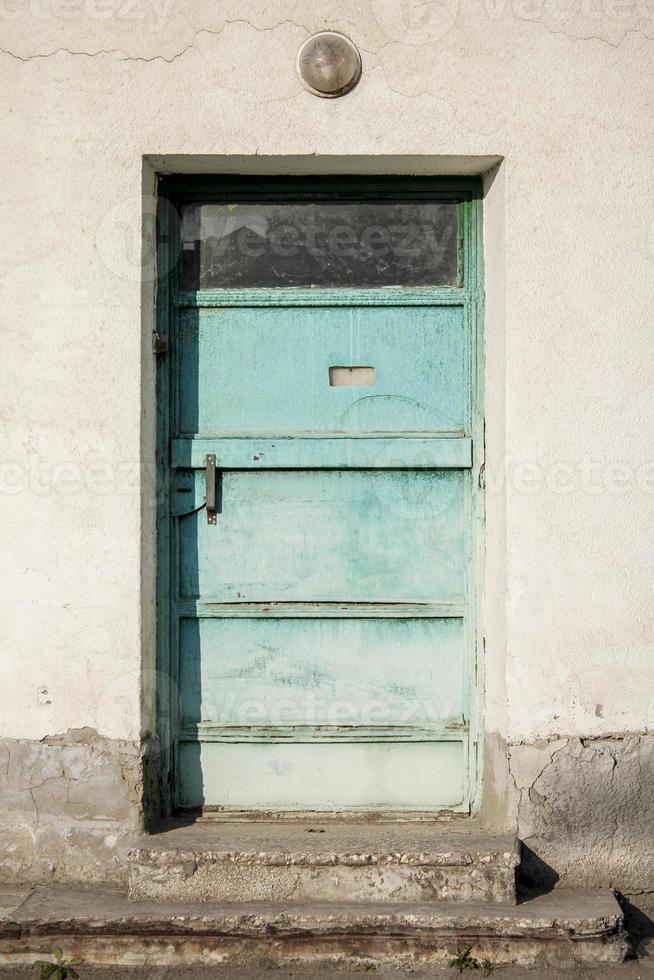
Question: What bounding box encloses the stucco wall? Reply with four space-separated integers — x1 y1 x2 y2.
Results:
1 0 654 886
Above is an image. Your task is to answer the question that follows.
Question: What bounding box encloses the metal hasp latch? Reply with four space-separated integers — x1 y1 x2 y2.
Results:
153 332 170 354
205 454 217 525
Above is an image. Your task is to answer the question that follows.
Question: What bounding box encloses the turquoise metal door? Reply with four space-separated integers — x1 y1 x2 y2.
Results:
157 177 483 815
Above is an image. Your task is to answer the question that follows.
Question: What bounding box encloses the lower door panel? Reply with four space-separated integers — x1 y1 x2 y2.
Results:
172 443 472 813
177 740 465 811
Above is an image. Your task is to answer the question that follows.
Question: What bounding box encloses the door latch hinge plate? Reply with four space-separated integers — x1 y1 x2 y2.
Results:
153 332 170 354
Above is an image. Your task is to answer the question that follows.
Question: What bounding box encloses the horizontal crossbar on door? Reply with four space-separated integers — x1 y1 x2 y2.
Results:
177 600 466 618
175 288 467 308
179 724 468 743
171 436 472 469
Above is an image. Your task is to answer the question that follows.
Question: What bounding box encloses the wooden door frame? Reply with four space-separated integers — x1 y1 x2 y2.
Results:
154 174 485 819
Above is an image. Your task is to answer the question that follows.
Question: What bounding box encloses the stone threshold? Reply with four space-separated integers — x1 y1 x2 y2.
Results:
0 884 627 968
128 820 520 904
131 819 520 866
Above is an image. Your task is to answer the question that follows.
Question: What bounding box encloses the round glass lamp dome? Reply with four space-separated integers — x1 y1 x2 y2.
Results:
297 32 362 98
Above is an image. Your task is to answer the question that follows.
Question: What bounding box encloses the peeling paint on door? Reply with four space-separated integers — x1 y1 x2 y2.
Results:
156 176 484 815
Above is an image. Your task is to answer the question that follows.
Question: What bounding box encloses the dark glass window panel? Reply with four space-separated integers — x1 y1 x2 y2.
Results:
180 201 459 289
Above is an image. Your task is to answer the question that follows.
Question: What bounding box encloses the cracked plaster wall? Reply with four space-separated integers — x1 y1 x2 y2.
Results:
508 734 654 893
0 728 156 885
1 0 654 886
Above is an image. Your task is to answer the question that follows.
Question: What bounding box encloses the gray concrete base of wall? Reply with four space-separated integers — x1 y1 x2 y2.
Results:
0 728 155 887
2 728 654 901
507 732 654 893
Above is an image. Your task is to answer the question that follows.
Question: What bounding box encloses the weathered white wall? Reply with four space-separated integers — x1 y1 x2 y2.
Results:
2 0 654 885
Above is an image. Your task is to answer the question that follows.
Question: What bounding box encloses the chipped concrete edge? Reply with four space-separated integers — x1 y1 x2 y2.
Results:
0 885 628 967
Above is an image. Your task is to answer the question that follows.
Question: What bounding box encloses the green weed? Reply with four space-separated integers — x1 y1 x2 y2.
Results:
33 946 83 980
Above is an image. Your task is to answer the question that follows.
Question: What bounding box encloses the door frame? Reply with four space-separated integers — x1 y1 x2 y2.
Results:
155 174 485 819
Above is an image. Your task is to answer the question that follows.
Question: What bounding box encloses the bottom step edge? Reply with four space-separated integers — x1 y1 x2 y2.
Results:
0 932 628 970
0 886 628 968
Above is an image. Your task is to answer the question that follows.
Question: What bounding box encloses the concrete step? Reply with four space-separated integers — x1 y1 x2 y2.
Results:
128 821 520 904
0 884 626 969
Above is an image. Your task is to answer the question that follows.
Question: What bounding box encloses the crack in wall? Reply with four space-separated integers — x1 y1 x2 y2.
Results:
511 14 654 48
2 10 652 67
0 16 310 64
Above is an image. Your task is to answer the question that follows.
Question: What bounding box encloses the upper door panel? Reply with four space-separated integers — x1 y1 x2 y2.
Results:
177 305 466 436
